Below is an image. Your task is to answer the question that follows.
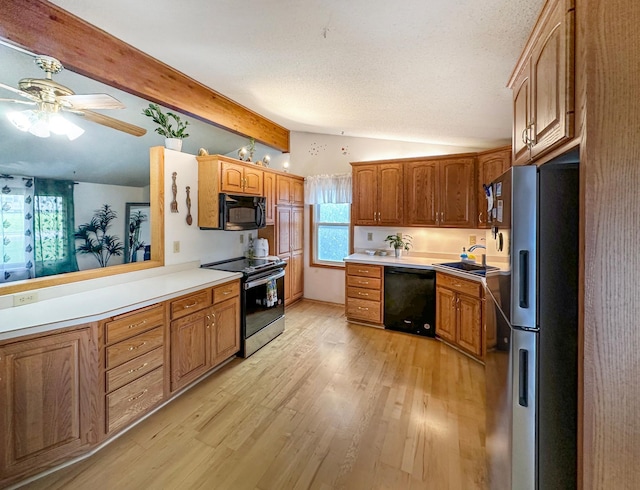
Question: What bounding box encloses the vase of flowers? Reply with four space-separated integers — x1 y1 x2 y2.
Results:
384 233 413 258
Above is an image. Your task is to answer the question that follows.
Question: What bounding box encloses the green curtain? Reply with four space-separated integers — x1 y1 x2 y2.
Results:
33 178 79 277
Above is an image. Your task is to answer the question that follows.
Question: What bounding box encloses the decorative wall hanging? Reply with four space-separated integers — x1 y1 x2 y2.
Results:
185 186 193 226
171 172 178 213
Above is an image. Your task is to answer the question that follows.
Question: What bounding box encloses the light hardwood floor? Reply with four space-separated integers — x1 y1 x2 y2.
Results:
22 300 486 490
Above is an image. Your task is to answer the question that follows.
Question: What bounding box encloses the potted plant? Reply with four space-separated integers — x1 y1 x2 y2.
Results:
75 204 124 267
385 233 413 258
142 103 190 151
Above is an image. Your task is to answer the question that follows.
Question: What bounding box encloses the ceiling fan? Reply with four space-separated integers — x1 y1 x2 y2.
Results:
0 55 147 138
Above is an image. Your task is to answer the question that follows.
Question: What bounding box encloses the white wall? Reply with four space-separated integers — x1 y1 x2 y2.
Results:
286 131 484 304
74 182 146 271
163 149 254 266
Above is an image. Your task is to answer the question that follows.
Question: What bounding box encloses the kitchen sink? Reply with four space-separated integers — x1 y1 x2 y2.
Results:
436 262 499 276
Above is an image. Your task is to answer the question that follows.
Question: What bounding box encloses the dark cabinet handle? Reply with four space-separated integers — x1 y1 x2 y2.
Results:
519 349 528 407
519 250 529 308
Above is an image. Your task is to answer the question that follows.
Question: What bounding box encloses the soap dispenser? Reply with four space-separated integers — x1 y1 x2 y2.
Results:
460 247 468 261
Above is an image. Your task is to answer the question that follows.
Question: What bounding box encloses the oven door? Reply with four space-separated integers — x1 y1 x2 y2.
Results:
244 269 285 338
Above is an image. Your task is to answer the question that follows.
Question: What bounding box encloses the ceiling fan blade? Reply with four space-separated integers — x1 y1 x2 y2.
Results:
75 110 147 137
0 97 37 106
58 93 126 110
0 81 40 102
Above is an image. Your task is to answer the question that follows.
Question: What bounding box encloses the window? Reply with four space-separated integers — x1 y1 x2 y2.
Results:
312 203 350 267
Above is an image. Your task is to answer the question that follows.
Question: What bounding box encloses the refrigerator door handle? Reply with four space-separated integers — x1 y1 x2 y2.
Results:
519 250 529 308
519 349 528 407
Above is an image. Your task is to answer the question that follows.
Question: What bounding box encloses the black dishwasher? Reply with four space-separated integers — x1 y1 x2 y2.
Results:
384 267 436 337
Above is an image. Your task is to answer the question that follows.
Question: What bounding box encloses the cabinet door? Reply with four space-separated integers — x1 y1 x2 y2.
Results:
457 294 482 357
276 207 291 255
263 172 276 225
378 164 404 225
276 175 291 205
280 254 292 304
290 251 304 302
243 167 263 196
405 160 438 226
477 148 511 228
439 158 476 227
170 309 209 391
435 287 457 343
352 165 378 225
291 206 304 252
210 297 240 367
0 327 97 480
512 64 532 166
220 162 245 194
530 0 573 159
291 178 304 206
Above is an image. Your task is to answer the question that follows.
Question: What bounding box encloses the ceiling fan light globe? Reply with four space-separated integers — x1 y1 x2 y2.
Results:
28 116 51 138
6 110 33 132
64 120 85 141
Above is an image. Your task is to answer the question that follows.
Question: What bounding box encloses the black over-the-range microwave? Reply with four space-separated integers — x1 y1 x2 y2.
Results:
214 193 266 231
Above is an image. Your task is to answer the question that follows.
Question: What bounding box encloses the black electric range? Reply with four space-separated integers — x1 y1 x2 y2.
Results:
201 257 287 357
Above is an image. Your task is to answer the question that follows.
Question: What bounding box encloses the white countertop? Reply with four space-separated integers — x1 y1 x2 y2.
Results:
0 268 242 341
345 253 507 283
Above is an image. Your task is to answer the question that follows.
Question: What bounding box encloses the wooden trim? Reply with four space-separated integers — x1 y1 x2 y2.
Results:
0 148 166 296
475 144 512 156
0 0 289 152
350 151 480 167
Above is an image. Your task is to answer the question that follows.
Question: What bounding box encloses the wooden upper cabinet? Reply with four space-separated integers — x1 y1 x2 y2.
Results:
509 0 574 164
439 157 475 227
352 165 378 225
291 178 304 206
405 160 438 226
220 161 263 196
352 163 403 226
263 171 276 225
378 164 403 225
477 147 511 228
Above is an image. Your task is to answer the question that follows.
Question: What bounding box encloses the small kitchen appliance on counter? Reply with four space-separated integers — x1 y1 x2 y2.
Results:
201 257 286 357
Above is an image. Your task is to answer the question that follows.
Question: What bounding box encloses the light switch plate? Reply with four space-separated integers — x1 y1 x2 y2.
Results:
173 241 180 253
367 232 373 241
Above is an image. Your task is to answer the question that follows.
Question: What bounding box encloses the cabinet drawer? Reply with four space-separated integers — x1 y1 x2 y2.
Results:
347 275 382 290
104 304 164 345
347 286 382 302
346 263 382 278
213 280 240 304
106 327 164 369
105 347 164 393
106 367 164 434
170 289 211 320
346 298 381 323
437 273 481 297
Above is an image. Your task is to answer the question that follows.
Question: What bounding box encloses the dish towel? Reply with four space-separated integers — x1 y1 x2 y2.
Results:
266 278 277 307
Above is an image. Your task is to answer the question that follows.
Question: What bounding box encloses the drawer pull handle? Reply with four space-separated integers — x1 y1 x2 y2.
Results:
357 306 369 311
127 362 149 374
222 291 231 295
360 281 369 285
128 341 147 351
127 389 148 402
184 301 198 308
358 269 369 273
357 292 369 296
127 319 146 329
453 282 462 287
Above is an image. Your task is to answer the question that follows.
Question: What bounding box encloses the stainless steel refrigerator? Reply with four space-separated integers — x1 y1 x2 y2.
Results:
484 159 579 490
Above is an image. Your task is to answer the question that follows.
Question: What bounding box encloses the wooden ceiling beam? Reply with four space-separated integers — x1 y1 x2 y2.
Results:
0 0 290 152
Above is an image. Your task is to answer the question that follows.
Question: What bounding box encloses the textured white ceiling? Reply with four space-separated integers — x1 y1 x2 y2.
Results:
51 0 544 149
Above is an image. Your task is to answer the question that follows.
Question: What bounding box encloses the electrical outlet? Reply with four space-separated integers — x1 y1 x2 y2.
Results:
13 292 38 307
469 235 477 245
367 232 373 241
240 234 244 244
173 241 180 253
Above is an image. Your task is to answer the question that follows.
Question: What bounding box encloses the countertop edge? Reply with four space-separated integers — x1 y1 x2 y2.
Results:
0 268 242 342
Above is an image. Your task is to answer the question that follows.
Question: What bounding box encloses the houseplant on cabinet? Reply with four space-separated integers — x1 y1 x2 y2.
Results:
142 103 190 151
385 233 413 258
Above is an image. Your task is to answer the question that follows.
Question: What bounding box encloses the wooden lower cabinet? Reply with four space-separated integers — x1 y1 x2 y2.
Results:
436 272 483 360
345 263 384 324
170 282 241 392
0 325 99 486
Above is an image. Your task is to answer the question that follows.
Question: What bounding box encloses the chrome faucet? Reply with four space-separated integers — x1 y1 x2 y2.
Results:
468 244 486 252
468 244 487 267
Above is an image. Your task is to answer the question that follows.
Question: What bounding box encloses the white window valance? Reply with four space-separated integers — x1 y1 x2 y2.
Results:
304 173 352 205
